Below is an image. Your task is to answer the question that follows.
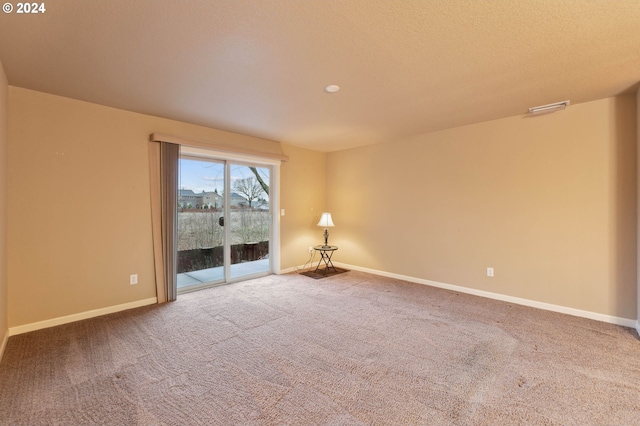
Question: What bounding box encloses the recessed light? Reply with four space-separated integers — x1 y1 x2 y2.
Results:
325 84 340 93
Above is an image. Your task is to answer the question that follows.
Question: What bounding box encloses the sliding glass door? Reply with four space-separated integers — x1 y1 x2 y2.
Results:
176 152 273 292
177 157 226 291
228 163 271 280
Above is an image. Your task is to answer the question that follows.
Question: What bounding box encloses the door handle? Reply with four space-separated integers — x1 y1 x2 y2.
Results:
218 216 224 226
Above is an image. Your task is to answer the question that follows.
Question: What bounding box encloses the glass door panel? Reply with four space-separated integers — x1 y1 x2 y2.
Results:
177 157 226 291
229 163 271 280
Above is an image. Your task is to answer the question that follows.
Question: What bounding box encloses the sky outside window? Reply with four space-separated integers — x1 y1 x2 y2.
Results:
179 159 270 201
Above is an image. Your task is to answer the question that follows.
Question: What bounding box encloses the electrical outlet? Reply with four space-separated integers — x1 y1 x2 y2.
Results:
487 267 494 277
130 274 138 285
308 246 314 254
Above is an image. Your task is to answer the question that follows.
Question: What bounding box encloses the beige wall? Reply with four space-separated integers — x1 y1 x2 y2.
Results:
7 87 315 328
280 144 327 269
327 95 637 319
637 86 640 329
0 61 8 348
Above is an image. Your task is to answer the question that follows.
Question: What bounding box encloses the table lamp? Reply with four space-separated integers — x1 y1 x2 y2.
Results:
317 212 335 248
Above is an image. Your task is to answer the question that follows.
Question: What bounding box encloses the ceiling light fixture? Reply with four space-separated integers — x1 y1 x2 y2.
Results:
528 100 570 115
325 84 340 93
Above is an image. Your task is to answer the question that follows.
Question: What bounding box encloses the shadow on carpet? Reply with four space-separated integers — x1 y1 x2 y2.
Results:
300 267 349 279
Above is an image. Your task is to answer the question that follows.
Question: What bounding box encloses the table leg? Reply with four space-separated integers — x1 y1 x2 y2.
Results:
313 249 338 275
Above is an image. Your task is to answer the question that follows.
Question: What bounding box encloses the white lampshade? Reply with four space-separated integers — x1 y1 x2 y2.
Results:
317 212 335 228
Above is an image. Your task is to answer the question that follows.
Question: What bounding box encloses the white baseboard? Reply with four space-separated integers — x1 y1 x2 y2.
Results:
334 262 637 329
8 297 158 336
0 329 8 363
636 320 640 337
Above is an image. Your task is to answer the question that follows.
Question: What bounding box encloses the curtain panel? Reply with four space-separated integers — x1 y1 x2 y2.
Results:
148 141 179 303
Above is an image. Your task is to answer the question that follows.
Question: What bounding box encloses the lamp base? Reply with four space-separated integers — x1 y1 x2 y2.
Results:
323 228 329 247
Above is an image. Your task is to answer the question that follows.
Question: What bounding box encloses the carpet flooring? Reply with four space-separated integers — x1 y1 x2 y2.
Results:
1 271 639 425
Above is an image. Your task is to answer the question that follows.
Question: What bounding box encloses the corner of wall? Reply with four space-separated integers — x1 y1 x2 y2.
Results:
0 59 8 362
637 85 640 330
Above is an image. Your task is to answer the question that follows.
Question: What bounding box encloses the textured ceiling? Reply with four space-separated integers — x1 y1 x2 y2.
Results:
1 0 639 152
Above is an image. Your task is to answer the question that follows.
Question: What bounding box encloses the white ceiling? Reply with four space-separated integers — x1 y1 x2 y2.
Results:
1 0 639 152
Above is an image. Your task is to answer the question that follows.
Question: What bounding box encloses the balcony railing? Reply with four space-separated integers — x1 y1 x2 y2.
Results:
177 241 269 274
